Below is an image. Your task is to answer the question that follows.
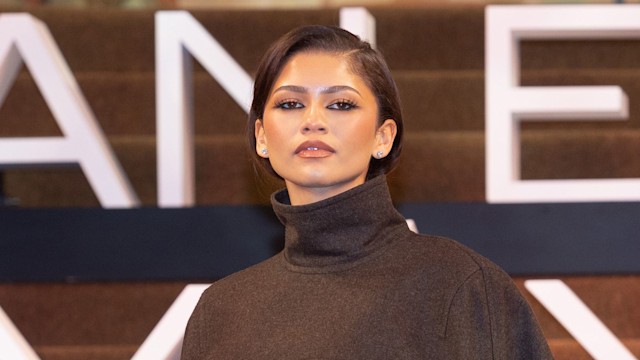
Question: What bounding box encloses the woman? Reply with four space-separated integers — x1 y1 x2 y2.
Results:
181 25 553 359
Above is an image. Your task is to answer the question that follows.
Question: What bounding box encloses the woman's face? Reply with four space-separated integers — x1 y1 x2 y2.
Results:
255 51 396 205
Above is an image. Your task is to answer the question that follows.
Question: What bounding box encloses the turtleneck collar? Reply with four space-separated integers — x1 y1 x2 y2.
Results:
271 176 409 272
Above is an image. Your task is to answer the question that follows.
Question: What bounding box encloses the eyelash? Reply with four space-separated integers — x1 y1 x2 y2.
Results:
274 99 358 111
328 99 358 111
274 99 303 110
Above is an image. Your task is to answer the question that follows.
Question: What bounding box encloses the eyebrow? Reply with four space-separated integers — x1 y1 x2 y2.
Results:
272 85 361 96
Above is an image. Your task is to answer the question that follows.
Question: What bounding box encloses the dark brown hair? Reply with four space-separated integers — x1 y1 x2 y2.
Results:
247 25 403 180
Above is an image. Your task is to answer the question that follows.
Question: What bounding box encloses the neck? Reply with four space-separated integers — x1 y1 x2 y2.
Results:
271 176 409 271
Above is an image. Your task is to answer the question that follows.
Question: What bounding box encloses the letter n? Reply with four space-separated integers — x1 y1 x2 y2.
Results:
155 11 253 208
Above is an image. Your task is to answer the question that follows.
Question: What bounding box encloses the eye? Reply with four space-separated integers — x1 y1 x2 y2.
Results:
327 99 358 111
275 99 304 110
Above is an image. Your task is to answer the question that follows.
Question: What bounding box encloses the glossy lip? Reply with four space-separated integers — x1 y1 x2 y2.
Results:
294 140 335 154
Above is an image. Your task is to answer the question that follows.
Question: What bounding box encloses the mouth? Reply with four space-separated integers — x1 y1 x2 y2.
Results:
295 140 335 158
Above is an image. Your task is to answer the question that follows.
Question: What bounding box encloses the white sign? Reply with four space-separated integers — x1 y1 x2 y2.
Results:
0 306 40 360
485 5 640 203
0 14 139 208
3 7 640 206
340 7 376 48
155 11 253 208
526 280 636 360
132 284 209 360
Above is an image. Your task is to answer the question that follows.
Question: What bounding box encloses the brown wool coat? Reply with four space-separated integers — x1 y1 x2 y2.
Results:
181 176 553 359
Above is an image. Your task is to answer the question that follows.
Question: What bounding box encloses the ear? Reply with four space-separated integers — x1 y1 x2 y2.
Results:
255 119 269 158
372 119 397 159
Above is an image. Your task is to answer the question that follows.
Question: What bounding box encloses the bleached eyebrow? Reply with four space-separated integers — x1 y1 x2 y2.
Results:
321 85 361 96
272 85 307 94
272 85 361 96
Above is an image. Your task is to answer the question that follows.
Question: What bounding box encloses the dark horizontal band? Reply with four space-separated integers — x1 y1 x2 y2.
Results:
1 202 638 281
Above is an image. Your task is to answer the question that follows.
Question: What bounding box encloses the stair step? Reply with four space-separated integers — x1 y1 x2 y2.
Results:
36 345 138 360
3 130 640 207
0 282 186 346
3 69 640 139
5 7 640 74
547 338 640 360
12 8 338 73
514 276 640 340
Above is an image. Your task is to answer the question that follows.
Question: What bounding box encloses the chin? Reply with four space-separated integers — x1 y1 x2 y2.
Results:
288 175 333 189
288 173 366 191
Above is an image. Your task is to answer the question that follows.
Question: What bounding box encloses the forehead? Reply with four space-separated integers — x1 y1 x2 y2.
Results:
272 51 367 89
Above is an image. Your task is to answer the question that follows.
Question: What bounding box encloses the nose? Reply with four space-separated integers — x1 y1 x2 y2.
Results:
301 106 327 134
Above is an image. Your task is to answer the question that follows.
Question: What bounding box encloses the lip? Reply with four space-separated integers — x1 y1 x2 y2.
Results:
295 140 335 157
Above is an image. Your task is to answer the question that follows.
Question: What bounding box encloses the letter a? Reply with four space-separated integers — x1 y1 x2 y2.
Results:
0 13 139 208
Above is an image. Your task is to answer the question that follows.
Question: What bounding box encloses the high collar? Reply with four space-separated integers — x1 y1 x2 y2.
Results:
271 176 408 272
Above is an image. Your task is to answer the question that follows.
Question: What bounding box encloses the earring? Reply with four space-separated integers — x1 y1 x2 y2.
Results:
376 151 384 158
261 148 268 156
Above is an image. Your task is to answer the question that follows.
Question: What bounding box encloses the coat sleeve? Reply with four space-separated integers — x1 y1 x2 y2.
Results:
180 296 208 360
445 267 554 359
483 267 554 359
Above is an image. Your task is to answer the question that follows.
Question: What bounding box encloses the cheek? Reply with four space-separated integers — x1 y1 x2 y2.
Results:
263 121 290 150
345 117 378 148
